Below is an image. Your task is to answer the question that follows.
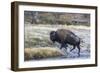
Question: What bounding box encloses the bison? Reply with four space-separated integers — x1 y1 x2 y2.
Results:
50 29 81 56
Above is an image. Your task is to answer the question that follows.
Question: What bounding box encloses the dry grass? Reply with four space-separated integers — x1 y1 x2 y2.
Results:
24 47 63 61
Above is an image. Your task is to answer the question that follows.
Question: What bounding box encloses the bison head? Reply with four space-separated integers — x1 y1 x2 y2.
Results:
50 31 57 43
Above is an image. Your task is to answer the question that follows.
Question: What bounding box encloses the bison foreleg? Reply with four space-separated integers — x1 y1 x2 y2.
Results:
64 44 68 50
60 44 63 49
60 43 68 50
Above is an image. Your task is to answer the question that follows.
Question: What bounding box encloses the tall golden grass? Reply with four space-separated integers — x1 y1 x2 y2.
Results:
24 47 63 61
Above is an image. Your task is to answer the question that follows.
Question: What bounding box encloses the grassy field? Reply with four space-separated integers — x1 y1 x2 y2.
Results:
24 24 90 61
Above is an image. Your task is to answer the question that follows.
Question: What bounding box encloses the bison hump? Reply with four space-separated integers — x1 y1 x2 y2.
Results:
56 29 79 43
56 29 67 42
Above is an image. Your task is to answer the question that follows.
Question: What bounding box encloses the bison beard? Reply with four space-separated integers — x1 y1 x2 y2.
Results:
50 29 81 57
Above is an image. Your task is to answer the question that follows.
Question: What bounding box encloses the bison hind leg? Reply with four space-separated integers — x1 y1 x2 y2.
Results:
77 45 81 57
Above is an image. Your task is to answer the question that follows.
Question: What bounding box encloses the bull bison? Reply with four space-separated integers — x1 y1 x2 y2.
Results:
50 29 81 56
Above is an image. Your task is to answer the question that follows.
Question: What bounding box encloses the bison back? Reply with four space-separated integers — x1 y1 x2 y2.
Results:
56 29 80 44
